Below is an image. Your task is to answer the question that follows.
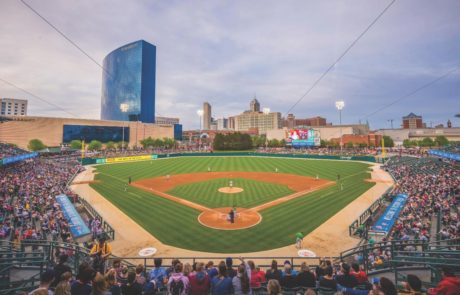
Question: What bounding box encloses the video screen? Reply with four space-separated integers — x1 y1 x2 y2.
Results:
286 128 320 147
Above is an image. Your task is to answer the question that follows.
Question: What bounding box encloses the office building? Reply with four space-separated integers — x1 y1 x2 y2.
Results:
284 114 327 128
217 118 228 130
101 40 156 123
203 102 211 130
0 98 27 116
402 113 423 129
250 98 260 112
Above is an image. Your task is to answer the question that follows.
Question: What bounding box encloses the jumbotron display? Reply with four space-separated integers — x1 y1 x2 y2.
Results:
286 128 321 147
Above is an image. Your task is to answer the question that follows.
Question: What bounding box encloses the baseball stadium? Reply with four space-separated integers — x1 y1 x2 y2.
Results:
1 1 460 295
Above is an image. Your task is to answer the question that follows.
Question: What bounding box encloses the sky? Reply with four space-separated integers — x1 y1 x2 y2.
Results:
0 0 459 130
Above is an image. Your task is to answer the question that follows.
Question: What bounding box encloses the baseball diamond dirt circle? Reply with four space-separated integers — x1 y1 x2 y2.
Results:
131 172 334 230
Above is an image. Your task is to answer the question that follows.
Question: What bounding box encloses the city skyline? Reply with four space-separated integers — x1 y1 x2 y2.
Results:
0 0 459 129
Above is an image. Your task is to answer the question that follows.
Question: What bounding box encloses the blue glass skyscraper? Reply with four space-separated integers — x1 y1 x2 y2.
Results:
101 40 156 123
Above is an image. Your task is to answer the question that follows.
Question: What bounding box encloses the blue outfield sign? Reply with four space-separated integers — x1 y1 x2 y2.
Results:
428 149 460 161
55 194 90 238
1 152 38 165
372 193 408 234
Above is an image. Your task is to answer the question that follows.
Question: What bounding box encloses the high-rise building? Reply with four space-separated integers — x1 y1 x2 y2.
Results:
0 98 27 116
250 97 260 112
203 102 211 130
217 118 228 130
101 40 156 123
402 113 423 129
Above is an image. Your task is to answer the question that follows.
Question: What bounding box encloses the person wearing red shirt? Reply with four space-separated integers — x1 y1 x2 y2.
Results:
351 263 368 284
430 267 460 295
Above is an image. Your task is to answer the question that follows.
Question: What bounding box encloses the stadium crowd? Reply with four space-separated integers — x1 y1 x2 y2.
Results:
0 143 28 159
0 155 88 247
28 253 460 295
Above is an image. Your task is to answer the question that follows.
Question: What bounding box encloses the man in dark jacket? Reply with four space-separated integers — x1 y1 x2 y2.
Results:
335 263 358 288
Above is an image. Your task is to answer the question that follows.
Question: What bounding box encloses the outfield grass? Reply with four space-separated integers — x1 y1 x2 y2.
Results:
168 178 294 208
90 156 374 253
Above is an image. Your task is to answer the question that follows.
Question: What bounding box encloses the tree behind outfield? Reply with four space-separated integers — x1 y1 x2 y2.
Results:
28 139 46 151
434 135 449 147
382 136 394 147
69 140 82 149
88 140 102 151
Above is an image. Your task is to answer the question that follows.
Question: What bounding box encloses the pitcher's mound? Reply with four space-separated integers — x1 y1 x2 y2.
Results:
218 187 244 193
198 207 261 230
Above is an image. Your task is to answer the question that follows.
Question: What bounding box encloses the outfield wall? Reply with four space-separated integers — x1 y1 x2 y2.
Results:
81 152 376 165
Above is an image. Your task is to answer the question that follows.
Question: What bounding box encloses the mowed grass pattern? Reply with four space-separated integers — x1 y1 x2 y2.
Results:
168 178 294 208
90 156 374 253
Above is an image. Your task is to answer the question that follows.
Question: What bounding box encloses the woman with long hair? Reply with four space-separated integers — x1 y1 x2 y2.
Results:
54 271 72 295
267 279 283 295
211 261 233 295
104 269 121 295
90 272 110 295
265 260 282 282
232 258 251 295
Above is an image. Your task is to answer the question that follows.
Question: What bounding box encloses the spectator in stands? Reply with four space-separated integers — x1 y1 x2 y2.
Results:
149 258 167 290
430 267 460 295
210 261 233 295
91 272 111 295
369 277 397 295
206 261 218 279
351 263 368 284
52 254 72 288
183 262 192 277
226 257 237 278
29 269 55 295
296 262 316 288
232 257 251 295
134 264 146 286
167 262 190 295
71 264 95 295
90 235 112 273
267 279 283 295
282 261 298 277
336 263 358 288
248 260 264 288
189 262 210 295
319 266 337 290
117 265 129 286
104 269 121 295
121 270 143 295
280 264 298 289
266 260 282 282
54 271 72 295
399 274 423 295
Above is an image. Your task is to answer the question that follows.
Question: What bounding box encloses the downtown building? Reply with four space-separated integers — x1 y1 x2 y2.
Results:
101 40 156 123
0 98 27 116
228 99 282 134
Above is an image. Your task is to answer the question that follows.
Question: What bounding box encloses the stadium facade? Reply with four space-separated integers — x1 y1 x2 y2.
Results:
101 40 156 123
0 116 174 149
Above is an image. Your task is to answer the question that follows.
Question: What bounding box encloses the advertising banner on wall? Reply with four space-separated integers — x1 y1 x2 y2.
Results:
1 152 38 165
106 155 151 163
371 193 408 235
429 149 460 161
55 194 90 238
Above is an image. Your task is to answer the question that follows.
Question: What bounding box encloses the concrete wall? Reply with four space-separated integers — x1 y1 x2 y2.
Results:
0 115 174 149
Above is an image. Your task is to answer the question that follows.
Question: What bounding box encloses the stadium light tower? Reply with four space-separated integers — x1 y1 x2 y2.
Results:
197 109 204 151
335 100 345 153
120 103 129 152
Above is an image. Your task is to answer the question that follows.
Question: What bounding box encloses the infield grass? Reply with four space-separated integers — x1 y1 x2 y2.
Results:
90 156 374 252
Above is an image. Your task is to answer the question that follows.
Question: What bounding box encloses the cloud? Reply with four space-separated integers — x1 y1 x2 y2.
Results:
0 0 459 129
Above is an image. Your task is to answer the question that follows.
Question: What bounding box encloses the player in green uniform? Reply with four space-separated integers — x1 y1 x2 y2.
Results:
295 232 304 249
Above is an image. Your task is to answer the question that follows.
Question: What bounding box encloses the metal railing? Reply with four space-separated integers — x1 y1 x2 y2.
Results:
76 196 115 241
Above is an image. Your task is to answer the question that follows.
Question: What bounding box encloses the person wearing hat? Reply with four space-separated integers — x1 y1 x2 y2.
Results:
29 269 55 295
295 232 304 249
90 235 112 273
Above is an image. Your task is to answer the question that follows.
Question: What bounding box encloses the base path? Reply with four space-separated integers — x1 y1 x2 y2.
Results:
71 163 393 257
132 172 334 230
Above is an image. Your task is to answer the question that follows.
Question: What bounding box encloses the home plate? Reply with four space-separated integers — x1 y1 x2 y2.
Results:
298 249 316 257
138 247 157 257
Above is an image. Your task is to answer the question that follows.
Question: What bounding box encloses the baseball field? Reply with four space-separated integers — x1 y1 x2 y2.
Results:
89 156 374 253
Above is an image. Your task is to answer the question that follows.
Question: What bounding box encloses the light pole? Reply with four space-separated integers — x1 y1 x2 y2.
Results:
335 100 345 153
120 103 129 152
197 109 204 151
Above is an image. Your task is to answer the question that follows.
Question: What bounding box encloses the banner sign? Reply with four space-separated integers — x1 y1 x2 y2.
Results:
428 149 460 162
55 194 90 238
106 155 151 163
95 158 106 164
151 154 158 159
2 152 38 165
371 193 408 234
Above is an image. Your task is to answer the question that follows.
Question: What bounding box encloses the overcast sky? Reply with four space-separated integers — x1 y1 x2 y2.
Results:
1 0 459 129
